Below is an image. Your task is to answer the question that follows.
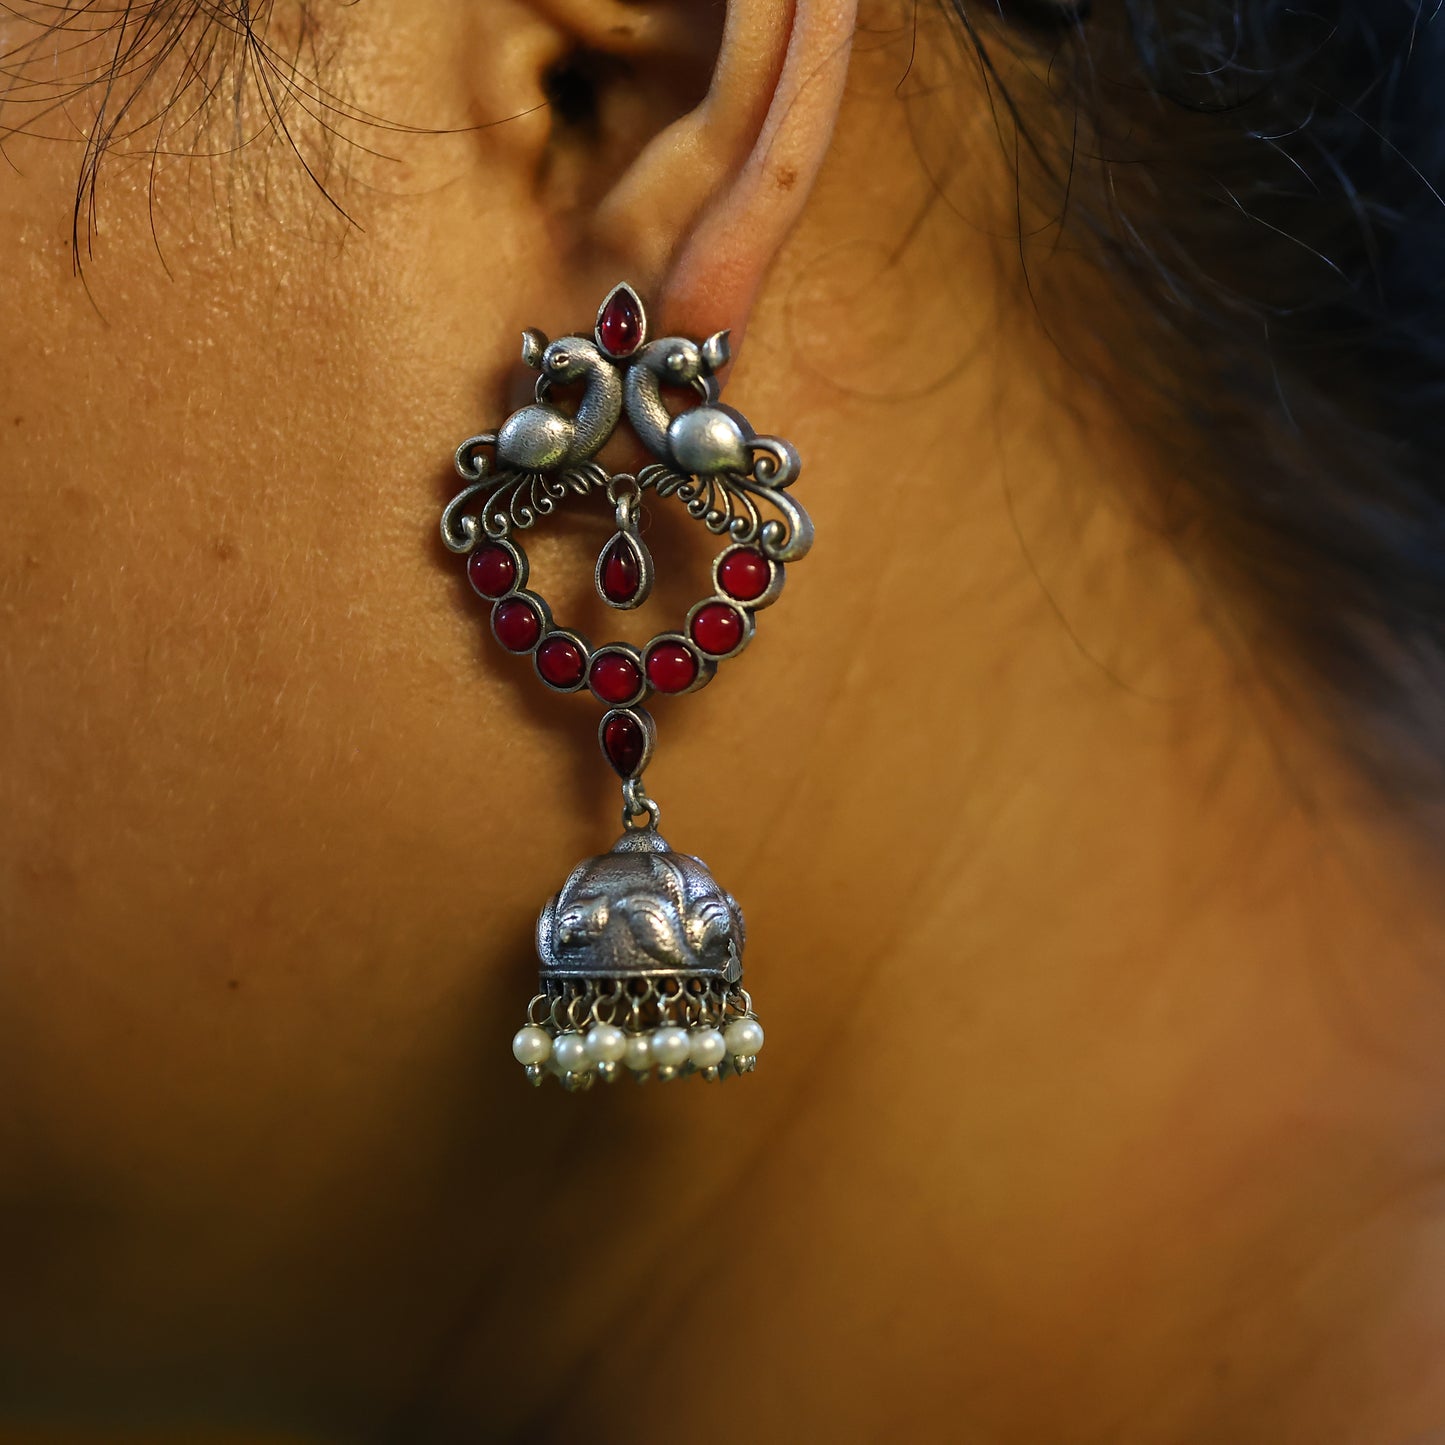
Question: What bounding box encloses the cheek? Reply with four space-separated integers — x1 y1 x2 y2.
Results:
0 129 577 1224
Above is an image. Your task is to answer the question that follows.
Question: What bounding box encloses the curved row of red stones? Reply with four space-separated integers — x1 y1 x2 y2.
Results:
464 535 785 703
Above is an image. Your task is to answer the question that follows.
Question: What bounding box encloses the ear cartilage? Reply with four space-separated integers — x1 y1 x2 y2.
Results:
439 285 811 1088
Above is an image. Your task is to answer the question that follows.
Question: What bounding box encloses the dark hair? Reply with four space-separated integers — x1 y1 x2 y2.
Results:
956 0 1445 809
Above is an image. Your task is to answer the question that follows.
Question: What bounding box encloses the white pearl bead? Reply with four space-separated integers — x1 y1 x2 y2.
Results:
512 1026 552 1066
723 1018 764 1057
649 1026 691 1069
689 1028 726 1068
552 1033 590 1074
623 1034 652 1071
585 1023 627 1063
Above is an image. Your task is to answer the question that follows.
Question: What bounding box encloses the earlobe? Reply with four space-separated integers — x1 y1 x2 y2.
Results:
584 0 859 350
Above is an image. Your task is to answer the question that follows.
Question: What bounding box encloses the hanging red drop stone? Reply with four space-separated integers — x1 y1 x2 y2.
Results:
602 713 646 777
597 286 644 359
600 537 641 605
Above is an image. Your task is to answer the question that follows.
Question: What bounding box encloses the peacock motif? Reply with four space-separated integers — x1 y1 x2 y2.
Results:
441 329 620 550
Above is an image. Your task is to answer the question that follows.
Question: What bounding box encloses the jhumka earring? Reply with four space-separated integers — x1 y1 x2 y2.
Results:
441 284 812 1090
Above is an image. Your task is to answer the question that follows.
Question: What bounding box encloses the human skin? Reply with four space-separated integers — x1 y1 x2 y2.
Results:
2 2 1445 1441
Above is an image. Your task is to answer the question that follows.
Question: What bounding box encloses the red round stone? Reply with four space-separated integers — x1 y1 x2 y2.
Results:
646 641 699 694
602 713 646 777
600 538 640 604
597 286 644 358
690 602 744 657
536 635 586 688
467 544 517 599
492 598 541 653
590 651 643 704
718 547 770 602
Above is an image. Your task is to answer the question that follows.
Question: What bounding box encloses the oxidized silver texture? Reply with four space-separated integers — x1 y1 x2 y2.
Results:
537 828 744 985
440 282 812 562
440 286 792 1088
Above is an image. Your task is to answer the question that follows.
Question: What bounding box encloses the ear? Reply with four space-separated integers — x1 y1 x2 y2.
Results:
541 0 859 355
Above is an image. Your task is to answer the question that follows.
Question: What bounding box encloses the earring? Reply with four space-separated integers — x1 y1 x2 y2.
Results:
441 283 812 1090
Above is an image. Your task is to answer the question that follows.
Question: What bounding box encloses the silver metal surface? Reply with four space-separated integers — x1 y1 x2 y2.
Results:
535 828 745 983
636 459 812 564
620 775 660 827
442 287 810 564
499 333 623 470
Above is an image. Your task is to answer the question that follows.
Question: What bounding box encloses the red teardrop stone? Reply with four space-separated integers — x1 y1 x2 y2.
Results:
603 713 646 777
467 544 517 599
645 642 699 694
690 602 744 657
718 547 770 602
590 651 644 705
493 598 541 653
597 286 644 358
536 635 586 689
600 538 641 604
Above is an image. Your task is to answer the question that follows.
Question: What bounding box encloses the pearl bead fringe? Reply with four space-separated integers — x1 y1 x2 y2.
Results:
512 1017 765 1089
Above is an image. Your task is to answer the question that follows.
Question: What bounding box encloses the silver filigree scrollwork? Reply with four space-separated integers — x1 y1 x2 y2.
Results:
621 330 812 562
636 459 812 562
442 448 609 551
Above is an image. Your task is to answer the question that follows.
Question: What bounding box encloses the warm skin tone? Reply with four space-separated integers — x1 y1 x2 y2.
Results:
2 1 1445 1441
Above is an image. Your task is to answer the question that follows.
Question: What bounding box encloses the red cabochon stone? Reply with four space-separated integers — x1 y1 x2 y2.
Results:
590 652 643 704
600 538 641 604
603 713 646 777
467 544 517 599
536 636 586 688
690 602 744 657
718 547 770 602
597 288 644 359
493 599 541 653
645 642 699 694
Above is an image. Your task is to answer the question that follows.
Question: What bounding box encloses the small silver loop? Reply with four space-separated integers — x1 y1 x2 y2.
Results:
606 472 641 506
607 474 643 532
621 777 660 832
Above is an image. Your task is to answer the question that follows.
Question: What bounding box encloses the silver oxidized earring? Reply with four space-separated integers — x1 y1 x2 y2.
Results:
440 284 813 1089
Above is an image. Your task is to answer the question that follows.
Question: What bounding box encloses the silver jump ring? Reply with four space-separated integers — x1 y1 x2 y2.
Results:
621 778 660 831
606 472 641 506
